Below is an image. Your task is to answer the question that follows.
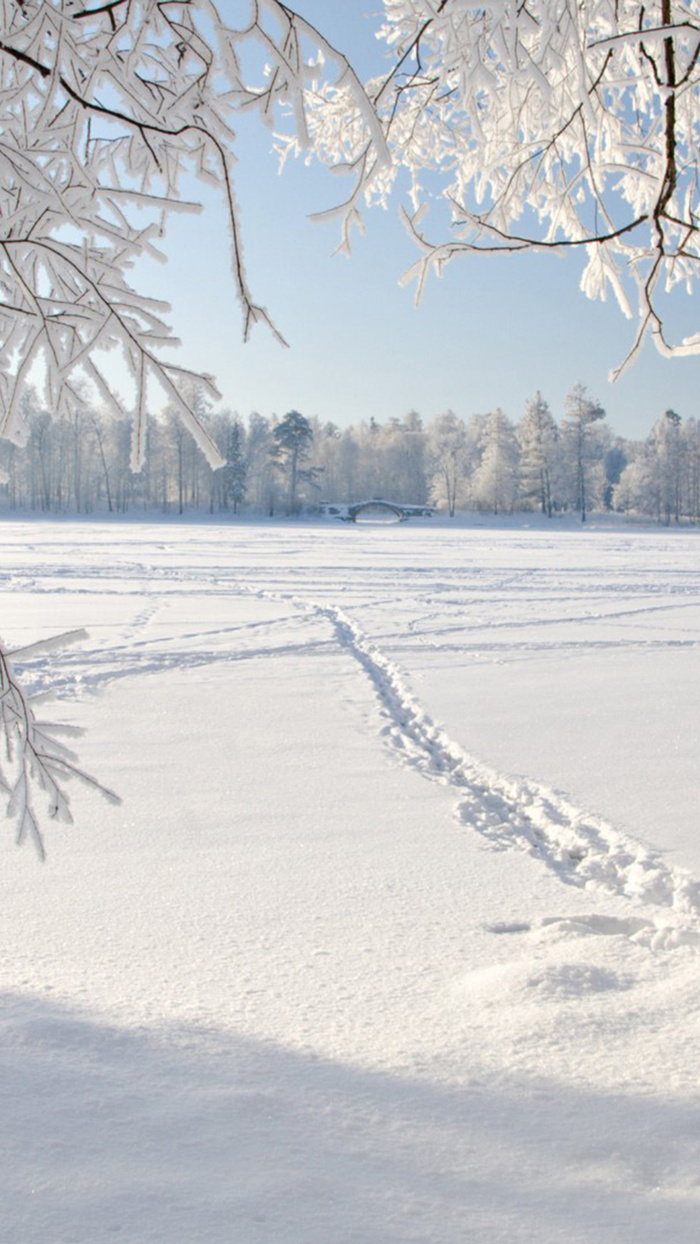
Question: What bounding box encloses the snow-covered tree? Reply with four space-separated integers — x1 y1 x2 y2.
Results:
310 420 343 501
163 383 212 514
221 418 248 515
616 409 682 522
614 414 700 520
517 393 560 517
681 418 700 522
651 409 684 523
242 414 271 513
26 407 54 512
602 440 629 510
91 412 116 513
614 446 657 516
560 385 607 521
397 410 429 502
428 411 470 516
472 409 519 514
272 410 316 514
354 419 386 500
336 426 362 502
374 413 428 502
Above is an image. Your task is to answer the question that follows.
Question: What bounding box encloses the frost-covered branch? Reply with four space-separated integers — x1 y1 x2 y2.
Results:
0 0 385 852
1 632 121 858
305 0 700 375
0 0 377 463
6 0 700 849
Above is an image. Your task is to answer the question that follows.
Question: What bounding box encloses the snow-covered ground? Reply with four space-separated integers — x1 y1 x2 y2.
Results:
2 516 700 1243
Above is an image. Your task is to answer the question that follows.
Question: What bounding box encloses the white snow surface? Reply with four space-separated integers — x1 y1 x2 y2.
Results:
1 516 700 1243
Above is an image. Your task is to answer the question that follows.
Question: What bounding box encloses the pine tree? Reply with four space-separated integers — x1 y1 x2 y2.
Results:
273 411 315 514
223 420 247 515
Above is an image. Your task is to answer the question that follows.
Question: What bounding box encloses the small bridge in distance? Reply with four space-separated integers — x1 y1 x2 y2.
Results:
319 500 433 524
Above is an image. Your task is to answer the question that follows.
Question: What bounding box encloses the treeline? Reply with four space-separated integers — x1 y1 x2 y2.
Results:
1 386 699 523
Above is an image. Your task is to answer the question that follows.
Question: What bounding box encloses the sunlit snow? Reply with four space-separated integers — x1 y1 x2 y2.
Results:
1 516 699 1243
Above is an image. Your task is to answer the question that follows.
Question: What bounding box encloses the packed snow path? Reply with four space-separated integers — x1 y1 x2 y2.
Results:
251 587 700 940
2 517 700 1244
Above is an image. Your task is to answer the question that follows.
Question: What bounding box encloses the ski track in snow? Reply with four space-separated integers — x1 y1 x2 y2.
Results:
248 585 700 948
17 634 331 698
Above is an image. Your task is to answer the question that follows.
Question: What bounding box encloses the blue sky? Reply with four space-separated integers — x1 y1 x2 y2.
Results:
138 2 700 441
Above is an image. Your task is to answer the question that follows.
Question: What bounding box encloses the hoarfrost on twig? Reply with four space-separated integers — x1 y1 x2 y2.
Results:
1 633 121 858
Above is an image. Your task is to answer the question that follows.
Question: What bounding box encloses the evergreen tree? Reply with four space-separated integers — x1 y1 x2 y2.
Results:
273 411 315 514
223 420 247 514
603 441 628 511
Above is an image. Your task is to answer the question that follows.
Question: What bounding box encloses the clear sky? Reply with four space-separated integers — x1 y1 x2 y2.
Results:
136 2 700 442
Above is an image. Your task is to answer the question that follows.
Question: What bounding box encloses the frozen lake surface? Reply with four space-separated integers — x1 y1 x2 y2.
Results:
1 517 699 1243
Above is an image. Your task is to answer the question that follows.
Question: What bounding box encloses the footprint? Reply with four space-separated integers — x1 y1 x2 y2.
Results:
235 585 700 937
487 913 700 951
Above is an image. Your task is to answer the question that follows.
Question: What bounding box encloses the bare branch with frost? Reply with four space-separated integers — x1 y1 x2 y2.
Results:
304 0 700 375
1 634 121 858
6 0 700 851
0 0 378 851
0 0 376 465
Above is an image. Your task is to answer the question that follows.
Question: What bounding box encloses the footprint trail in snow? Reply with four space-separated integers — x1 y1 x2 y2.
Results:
269 590 700 946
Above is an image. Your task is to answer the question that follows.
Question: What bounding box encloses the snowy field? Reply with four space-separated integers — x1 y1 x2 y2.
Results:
2 515 700 1243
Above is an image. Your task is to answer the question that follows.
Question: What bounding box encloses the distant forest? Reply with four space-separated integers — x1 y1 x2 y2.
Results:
1 385 698 523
